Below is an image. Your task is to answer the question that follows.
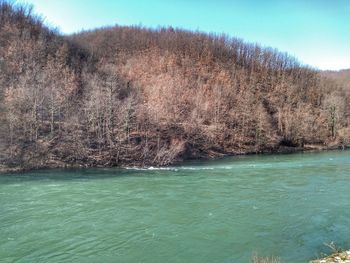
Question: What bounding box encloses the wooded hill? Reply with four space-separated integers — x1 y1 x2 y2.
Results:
323 69 350 92
1 2 349 171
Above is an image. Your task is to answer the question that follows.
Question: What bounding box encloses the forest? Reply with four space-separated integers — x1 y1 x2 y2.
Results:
1 1 349 171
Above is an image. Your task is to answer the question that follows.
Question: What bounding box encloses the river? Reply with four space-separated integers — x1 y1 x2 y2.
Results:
1 150 350 262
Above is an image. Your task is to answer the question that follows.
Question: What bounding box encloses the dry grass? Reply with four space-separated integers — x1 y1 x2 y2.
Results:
251 254 282 263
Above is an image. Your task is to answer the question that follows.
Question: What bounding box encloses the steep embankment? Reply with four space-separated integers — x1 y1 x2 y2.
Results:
1 2 349 171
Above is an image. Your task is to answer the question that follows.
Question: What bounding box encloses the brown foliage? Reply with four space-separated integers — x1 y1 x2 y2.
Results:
0 1 349 169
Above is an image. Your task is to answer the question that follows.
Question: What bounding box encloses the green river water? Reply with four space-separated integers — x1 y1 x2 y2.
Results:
1 150 350 263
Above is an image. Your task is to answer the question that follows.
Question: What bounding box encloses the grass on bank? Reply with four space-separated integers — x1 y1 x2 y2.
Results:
252 254 282 263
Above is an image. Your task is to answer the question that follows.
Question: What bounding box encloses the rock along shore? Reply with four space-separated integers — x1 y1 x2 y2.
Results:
310 250 350 263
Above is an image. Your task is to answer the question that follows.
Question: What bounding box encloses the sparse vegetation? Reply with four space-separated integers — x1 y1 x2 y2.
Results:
252 254 282 263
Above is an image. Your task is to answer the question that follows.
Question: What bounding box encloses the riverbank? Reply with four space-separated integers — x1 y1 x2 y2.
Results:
310 250 350 263
1 144 349 175
0 165 25 174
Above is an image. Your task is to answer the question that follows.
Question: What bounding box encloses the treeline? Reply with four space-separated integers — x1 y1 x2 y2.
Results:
1 1 349 170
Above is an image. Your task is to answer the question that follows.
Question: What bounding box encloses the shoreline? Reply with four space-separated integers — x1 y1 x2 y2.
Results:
1 144 349 175
310 250 350 263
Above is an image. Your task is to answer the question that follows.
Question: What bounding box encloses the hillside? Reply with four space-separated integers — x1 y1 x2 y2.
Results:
323 69 350 92
1 2 350 171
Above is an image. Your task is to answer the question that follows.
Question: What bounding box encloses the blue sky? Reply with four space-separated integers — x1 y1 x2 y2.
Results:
20 0 350 70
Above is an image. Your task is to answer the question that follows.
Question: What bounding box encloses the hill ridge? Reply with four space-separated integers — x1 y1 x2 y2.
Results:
1 1 349 171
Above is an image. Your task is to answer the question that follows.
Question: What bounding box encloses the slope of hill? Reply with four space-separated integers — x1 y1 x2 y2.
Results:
323 69 350 92
1 2 349 171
